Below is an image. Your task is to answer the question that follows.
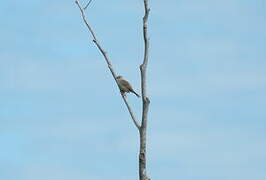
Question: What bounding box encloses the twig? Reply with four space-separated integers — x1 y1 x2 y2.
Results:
75 0 141 130
83 0 93 10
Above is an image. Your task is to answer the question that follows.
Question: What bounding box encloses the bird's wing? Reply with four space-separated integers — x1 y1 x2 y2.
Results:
120 79 133 91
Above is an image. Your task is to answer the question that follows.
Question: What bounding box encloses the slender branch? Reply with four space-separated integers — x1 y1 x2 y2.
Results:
122 95 140 129
75 0 140 130
83 0 93 10
139 0 151 179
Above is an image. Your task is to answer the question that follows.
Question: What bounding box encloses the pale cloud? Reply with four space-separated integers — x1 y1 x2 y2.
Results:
10 164 133 180
150 69 266 98
149 127 266 179
0 56 107 91
149 36 266 98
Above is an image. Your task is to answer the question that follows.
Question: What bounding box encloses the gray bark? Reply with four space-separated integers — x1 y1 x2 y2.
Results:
139 0 150 179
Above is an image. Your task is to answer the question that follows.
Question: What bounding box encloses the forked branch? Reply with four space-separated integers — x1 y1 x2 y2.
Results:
75 0 151 179
75 0 140 130
83 0 93 10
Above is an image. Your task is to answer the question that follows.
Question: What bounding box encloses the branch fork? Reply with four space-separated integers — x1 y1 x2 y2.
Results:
75 0 150 179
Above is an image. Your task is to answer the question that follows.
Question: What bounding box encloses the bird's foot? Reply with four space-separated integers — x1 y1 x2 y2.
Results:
121 92 127 98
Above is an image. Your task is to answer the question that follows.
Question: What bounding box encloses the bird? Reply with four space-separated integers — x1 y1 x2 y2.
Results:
116 75 140 97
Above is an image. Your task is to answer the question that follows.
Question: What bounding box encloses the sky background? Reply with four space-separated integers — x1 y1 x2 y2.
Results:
1 0 266 179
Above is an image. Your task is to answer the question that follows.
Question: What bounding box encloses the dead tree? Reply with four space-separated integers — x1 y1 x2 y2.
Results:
75 0 151 179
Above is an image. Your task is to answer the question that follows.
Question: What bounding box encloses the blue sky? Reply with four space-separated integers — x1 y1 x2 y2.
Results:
1 0 266 179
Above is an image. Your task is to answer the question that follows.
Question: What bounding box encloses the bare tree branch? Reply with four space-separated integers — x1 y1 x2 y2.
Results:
75 0 141 130
83 0 93 10
75 1 152 179
121 94 140 130
139 0 151 179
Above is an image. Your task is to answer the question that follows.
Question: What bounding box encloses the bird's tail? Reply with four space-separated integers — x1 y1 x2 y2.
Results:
132 90 140 98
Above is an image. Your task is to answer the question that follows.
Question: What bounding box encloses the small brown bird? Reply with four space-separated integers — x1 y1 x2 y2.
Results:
116 75 140 97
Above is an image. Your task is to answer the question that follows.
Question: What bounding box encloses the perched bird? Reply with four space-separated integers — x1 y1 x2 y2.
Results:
116 75 140 97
